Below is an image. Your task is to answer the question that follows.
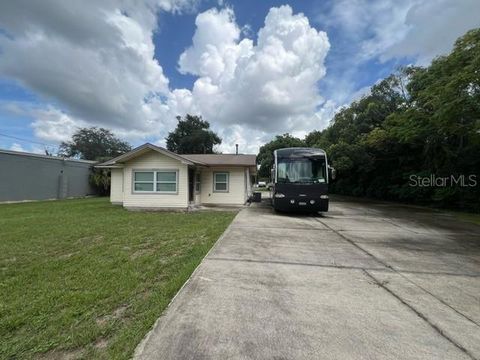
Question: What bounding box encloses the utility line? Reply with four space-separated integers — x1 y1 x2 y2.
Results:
0 133 58 147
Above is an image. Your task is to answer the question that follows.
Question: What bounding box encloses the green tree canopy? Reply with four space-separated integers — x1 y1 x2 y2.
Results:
58 127 131 196
264 28 480 211
257 134 305 178
166 114 222 154
58 127 131 161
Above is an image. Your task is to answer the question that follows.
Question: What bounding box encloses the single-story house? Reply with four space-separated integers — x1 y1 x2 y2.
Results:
96 143 257 210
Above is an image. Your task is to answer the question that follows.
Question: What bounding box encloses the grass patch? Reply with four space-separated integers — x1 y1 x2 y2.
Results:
253 187 270 192
0 198 236 359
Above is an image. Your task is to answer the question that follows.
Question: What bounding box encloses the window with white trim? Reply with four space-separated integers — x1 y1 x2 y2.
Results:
213 172 229 192
134 171 154 192
195 173 201 193
133 170 177 193
156 171 177 192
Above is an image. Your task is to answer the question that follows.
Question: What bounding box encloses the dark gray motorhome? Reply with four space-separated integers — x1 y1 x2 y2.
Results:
271 147 334 212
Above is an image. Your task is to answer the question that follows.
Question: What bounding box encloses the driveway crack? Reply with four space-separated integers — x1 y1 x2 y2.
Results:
207 256 382 271
363 270 478 360
314 217 480 328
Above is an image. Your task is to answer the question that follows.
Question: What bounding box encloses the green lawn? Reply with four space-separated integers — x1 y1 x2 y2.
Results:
0 198 236 359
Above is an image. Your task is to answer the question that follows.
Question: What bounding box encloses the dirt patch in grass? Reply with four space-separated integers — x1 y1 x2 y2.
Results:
96 304 129 327
58 252 78 260
94 338 109 350
130 248 154 260
75 234 104 245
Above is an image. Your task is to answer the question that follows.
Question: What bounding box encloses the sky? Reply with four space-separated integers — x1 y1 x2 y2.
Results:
0 0 479 155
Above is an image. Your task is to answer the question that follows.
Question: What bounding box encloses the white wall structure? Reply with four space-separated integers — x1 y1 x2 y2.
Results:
110 168 123 204
199 167 246 205
100 143 257 210
121 151 189 209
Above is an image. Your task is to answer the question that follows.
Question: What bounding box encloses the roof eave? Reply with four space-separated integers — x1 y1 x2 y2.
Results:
207 164 256 167
95 143 201 167
94 165 124 169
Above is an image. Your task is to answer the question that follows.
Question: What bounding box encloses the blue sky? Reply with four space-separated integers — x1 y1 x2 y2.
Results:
154 0 395 96
0 0 479 154
155 0 321 89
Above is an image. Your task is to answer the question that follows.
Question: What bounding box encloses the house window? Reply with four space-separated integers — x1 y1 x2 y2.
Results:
133 170 177 193
195 173 201 193
134 171 154 191
156 171 177 192
213 172 229 192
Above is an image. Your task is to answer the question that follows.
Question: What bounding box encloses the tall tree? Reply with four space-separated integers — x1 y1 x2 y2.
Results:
59 127 131 161
59 127 131 196
166 114 221 154
298 28 480 210
257 134 305 179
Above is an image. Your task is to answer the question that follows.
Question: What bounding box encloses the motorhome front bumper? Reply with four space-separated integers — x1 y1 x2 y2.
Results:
273 196 329 212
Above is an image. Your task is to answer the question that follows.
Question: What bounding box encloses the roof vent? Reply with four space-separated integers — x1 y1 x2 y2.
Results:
235 144 239 155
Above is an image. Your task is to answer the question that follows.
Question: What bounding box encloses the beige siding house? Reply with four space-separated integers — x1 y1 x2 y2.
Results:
96 143 257 210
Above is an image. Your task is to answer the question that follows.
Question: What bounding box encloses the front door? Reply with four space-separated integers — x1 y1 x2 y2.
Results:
188 168 194 202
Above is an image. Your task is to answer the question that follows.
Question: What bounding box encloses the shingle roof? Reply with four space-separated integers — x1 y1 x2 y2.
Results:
181 154 256 166
96 143 256 168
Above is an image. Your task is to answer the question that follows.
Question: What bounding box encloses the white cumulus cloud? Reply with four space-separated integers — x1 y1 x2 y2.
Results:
381 0 480 64
1 1 479 154
178 7 253 84
317 0 480 65
174 5 331 152
314 0 480 108
0 0 196 143
0 3 331 153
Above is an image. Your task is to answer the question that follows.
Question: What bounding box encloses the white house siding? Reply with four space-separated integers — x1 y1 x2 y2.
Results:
122 150 189 209
245 167 252 202
110 168 123 204
200 167 246 205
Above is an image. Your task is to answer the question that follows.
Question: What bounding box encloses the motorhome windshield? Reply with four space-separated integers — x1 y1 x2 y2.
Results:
277 156 326 184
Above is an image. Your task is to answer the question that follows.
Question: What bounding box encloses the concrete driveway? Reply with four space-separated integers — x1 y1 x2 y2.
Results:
135 196 480 360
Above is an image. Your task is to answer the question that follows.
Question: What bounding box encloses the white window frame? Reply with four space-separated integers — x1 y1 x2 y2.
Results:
195 172 201 194
156 171 178 193
213 172 229 193
132 169 178 194
133 171 155 192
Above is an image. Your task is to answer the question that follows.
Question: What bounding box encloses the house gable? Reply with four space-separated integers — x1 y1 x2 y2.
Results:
120 149 189 209
96 143 200 168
